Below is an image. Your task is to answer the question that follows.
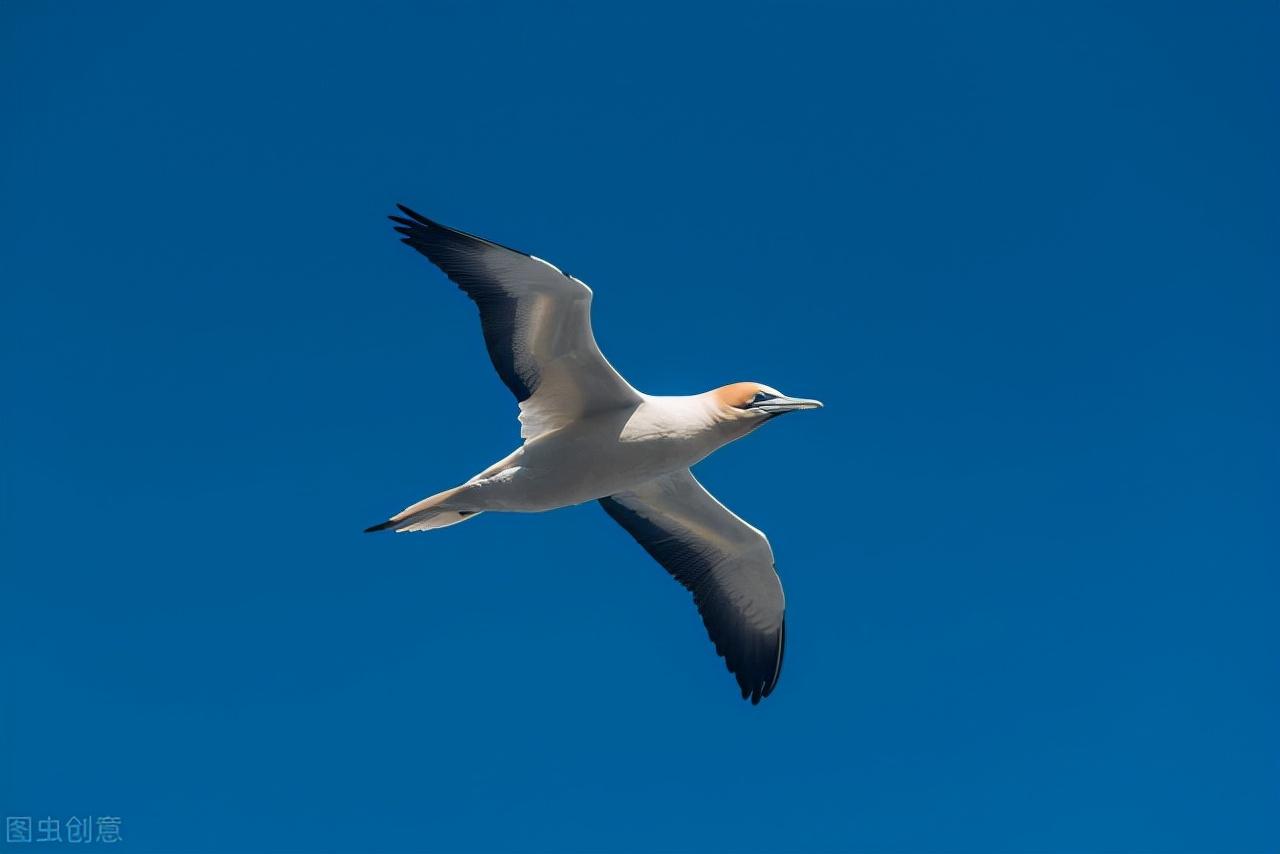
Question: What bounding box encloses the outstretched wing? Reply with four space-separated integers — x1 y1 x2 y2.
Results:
600 469 787 703
391 205 641 439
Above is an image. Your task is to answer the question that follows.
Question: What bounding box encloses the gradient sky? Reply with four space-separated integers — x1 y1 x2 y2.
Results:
2 3 1277 852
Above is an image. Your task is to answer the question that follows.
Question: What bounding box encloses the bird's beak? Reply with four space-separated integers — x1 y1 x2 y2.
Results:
755 396 824 415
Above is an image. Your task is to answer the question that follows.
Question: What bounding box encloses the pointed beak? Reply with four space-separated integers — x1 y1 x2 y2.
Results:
756 396 824 415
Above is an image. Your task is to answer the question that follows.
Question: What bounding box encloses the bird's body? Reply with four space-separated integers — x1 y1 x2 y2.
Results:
367 206 822 703
437 394 750 514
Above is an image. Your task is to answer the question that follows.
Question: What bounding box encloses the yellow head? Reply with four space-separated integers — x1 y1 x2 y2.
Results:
709 382 824 419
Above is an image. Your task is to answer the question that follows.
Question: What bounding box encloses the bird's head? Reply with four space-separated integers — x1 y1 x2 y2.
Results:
710 382 824 426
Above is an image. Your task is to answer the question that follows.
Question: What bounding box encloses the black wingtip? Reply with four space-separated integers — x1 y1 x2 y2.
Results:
387 204 534 259
364 519 397 533
395 203 434 227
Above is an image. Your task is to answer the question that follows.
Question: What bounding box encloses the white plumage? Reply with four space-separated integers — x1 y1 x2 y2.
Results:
367 205 822 703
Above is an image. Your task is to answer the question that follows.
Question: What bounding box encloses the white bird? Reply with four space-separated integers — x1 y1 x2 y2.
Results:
366 205 823 703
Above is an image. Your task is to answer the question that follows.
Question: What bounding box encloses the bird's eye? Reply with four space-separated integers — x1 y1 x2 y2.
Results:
735 391 779 409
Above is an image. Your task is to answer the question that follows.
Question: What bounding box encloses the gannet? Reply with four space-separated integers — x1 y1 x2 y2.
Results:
366 205 823 703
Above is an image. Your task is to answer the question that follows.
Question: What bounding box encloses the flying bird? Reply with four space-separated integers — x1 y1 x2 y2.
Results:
366 205 822 703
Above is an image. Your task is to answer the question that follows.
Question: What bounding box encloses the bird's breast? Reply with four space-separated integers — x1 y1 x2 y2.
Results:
516 406 722 504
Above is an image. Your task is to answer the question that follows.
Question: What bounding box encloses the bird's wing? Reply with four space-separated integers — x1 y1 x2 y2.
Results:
599 469 786 703
391 205 642 439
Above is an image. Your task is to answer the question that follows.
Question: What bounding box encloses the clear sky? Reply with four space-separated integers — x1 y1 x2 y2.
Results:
2 2 1277 852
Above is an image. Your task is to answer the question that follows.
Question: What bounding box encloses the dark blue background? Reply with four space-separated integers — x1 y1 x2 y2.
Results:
3 3 1277 852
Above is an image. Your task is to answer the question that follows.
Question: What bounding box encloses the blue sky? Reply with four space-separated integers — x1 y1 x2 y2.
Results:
2 2 1277 852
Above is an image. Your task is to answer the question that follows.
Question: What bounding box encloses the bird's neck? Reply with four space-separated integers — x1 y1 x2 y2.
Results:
632 395 754 448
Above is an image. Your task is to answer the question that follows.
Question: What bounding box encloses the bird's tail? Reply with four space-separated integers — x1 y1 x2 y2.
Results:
364 485 483 533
